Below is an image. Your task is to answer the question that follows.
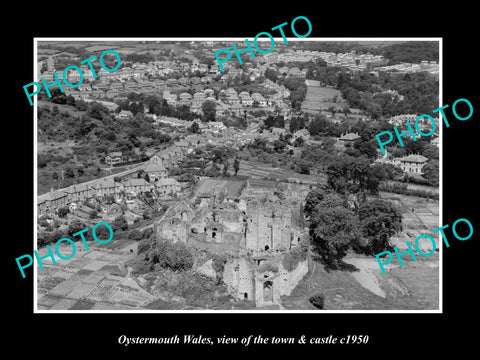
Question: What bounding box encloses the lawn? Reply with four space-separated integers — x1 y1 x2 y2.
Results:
301 85 347 113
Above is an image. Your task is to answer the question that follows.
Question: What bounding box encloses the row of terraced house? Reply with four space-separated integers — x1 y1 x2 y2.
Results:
37 139 197 217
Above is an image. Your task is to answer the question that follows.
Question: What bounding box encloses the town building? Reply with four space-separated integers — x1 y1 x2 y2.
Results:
339 132 361 143
105 151 124 166
144 163 168 182
392 154 428 175
155 178 182 197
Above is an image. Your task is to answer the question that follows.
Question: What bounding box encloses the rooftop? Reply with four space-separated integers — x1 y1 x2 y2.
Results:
339 133 361 141
397 154 428 163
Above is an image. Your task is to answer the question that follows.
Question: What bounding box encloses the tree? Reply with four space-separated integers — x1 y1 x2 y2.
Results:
293 137 304 147
273 139 287 153
422 160 439 186
403 137 428 155
326 156 371 195
201 100 217 122
144 173 151 183
354 139 378 159
152 240 194 271
356 199 402 254
296 160 311 175
316 138 334 153
114 215 128 231
309 191 359 270
289 116 306 133
233 157 240 176
308 115 328 136
144 95 162 115
264 68 278 82
222 160 230 177
65 95 76 107
189 121 200 133
304 187 327 219
422 144 439 160
50 88 67 105
75 99 88 111
86 101 109 120
309 294 325 309
65 167 75 178
67 220 87 237
89 210 98 219
57 206 69 218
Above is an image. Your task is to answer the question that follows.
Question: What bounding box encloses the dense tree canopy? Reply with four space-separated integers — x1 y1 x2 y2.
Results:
422 160 439 186
201 100 217 122
356 199 402 254
308 189 360 271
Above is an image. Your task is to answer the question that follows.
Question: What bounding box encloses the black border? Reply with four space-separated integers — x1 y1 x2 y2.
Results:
7 5 478 355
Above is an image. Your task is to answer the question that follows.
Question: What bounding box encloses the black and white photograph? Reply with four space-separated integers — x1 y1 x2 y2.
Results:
32 38 441 312
7 6 478 356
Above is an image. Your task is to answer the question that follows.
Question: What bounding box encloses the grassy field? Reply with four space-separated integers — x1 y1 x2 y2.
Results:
282 252 438 310
237 159 326 185
37 100 86 118
301 85 347 113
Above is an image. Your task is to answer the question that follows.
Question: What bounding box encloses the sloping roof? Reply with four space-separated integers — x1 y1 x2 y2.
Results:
144 163 167 172
339 133 361 141
155 178 180 187
38 189 68 202
91 178 117 189
63 183 90 194
124 178 150 187
107 151 122 157
398 154 428 163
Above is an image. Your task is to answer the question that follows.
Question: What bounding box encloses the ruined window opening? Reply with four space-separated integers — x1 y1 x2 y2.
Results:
244 292 248 299
263 280 273 302
265 245 269 251
264 274 268 278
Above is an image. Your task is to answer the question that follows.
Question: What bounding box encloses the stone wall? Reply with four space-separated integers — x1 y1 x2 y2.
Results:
156 217 188 243
223 252 309 307
245 200 296 252
223 257 255 301
254 256 308 307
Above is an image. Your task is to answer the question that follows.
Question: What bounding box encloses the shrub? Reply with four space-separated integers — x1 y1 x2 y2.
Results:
85 201 96 209
114 215 128 231
128 229 143 241
57 206 70 218
142 227 154 239
154 240 194 272
212 253 227 273
129 257 154 275
309 294 325 309
67 220 87 237
89 210 98 219
143 209 152 220
37 232 56 247
137 239 152 255
282 239 309 271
